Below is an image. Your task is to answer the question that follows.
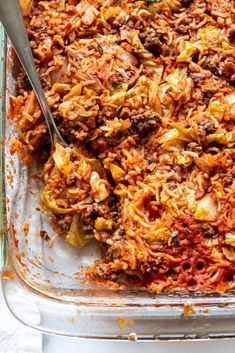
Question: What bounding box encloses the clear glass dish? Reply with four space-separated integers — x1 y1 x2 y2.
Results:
1 25 235 340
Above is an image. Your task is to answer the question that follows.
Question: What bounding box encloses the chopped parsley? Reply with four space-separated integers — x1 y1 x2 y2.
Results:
98 44 103 53
173 237 180 249
171 230 179 238
184 225 190 233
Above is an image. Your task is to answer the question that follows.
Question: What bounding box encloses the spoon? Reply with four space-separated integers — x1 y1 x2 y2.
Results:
0 0 67 146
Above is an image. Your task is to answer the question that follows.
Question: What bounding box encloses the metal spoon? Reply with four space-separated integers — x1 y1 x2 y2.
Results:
0 0 66 146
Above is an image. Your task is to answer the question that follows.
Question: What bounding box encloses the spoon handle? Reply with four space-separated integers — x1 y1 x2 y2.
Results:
0 0 65 146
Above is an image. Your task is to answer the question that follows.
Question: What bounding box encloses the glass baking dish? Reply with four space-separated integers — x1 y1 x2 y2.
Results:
1 24 235 340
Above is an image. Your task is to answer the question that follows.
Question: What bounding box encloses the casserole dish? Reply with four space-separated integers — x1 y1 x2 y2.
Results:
1 19 235 340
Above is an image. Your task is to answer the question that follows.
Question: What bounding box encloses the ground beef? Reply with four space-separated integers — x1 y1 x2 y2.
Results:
40 230 50 241
222 60 235 83
176 24 188 34
187 142 203 154
201 55 235 84
221 171 235 187
139 28 162 56
110 71 129 86
198 119 217 135
17 73 31 92
51 214 73 234
201 224 217 237
180 0 192 6
130 109 161 135
200 81 220 97
228 28 235 45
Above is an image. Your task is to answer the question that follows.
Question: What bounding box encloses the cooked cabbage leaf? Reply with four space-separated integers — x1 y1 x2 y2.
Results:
66 214 93 248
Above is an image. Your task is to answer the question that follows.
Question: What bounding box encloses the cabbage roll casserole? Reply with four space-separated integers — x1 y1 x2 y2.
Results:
9 0 235 292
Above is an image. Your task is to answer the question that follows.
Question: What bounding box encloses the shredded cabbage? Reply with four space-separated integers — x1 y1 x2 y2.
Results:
90 171 110 202
53 143 72 176
66 214 93 248
225 233 235 248
177 25 234 62
41 190 73 214
19 0 32 16
194 194 218 221
110 163 125 182
222 246 235 262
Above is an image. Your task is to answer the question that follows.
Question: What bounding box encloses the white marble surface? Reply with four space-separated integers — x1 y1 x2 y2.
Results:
43 336 235 353
0 284 42 353
1 283 235 353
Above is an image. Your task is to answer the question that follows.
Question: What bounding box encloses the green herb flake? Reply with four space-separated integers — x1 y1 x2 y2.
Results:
184 225 190 233
173 237 180 249
98 44 103 53
171 230 179 238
